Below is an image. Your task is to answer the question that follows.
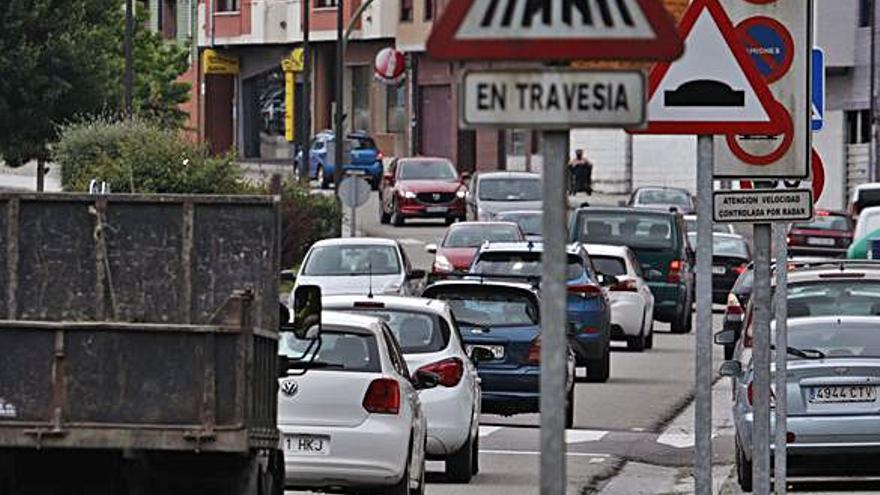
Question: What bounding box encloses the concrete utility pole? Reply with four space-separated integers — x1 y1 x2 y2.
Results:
124 0 134 117
333 0 345 192
300 0 311 182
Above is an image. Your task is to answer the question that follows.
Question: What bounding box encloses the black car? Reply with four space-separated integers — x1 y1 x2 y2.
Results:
688 232 752 305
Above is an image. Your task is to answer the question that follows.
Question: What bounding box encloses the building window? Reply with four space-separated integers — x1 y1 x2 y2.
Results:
216 0 239 12
387 84 405 133
860 0 872 27
315 0 338 7
847 110 872 144
400 0 413 21
160 0 177 39
424 0 434 21
352 66 371 132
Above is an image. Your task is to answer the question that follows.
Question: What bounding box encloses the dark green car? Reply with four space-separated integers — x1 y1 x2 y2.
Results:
570 207 694 333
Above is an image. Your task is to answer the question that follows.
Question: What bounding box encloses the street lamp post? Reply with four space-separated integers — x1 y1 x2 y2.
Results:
333 0 345 193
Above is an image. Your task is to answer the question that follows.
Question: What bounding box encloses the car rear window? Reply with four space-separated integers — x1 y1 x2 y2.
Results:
302 244 400 276
592 256 627 277
478 178 542 201
444 225 522 248
637 189 692 207
786 324 880 359
349 136 377 150
279 331 381 372
425 286 539 328
344 309 449 354
499 212 542 236
573 212 677 250
472 251 585 280
773 281 880 318
793 214 851 232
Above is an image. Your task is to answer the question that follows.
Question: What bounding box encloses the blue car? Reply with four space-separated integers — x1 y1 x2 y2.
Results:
296 131 384 190
468 242 613 382
422 279 575 427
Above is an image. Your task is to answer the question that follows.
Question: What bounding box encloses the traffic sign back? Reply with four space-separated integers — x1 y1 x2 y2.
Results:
426 0 683 61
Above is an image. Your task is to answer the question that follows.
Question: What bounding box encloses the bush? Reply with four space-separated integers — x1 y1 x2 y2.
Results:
54 117 342 267
55 116 246 194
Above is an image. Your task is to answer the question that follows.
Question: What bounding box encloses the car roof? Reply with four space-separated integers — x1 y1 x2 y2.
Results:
496 210 542 216
448 221 520 230
583 243 631 257
858 206 880 216
574 206 679 218
322 295 449 315
322 311 386 335
783 261 880 285
396 156 452 163
310 237 399 248
477 171 541 180
634 186 691 193
425 279 540 294
477 241 583 255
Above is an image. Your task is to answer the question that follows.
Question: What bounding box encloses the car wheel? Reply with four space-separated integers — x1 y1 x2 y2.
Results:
379 193 391 224
736 436 753 492
670 303 692 334
471 432 480 475
392 200 405 227
445 434 475 483
317 166 330 190
371 176 381 191
645 316 655 350
627 314 647 352
565 385 575 429
585 347 610 383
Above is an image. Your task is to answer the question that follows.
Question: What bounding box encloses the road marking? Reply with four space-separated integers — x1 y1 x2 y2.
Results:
479 426 503 437
398 238 425 246
565 430 608 444
480 449 610 460
656 432 695 448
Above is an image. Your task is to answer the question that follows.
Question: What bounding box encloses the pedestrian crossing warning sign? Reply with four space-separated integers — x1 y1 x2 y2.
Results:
426 0 683 62
631 0 786 135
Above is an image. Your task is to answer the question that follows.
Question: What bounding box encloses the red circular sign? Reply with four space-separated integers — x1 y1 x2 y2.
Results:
725 102 793 166
736 17 795 84
738 148 825 202
374 48 406 84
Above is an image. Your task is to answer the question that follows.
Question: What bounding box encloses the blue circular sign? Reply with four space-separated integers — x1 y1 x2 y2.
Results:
736 17 794 84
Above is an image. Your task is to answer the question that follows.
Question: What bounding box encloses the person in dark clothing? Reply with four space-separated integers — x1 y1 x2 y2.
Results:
568 149 593 195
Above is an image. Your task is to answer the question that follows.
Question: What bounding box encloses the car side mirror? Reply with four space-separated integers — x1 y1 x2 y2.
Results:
645 269 664 282
719 360 742 377
283 285 322 339
714 329 737 346
425 244 438 254
280 269 297 284
407 269 426 281
470 346 495 364
413 370 441 390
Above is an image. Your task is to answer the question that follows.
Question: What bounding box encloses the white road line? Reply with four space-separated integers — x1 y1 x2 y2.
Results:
479 426 503 437
656 432 695 449
480 449 610 460
565 430 609 444
398 238 425 246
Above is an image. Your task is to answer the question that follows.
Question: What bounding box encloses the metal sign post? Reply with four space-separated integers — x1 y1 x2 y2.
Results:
773 223 789 494
539 130 569 495
338 174 370 238
694 135 715 495
752 223 773 495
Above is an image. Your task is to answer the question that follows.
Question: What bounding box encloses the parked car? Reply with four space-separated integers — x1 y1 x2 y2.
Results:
847 206 880 258
584 244 656 352
380 157 469 226
683 214 736 235
321 295 482 483
687 232 752 305
849 182 880 219
720 285 880 491
496 210 543 242
468 242 613 382
422 279 576 427
465 172 542 221
721 267 753 361
278 311 432 494
627 187 696 215
291 238 425 304
571 207 694 333
425 222 524 278
787 210 853 256
296 131 384 189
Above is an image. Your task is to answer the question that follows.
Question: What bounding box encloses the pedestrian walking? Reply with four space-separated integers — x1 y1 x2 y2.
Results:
568 149 593 196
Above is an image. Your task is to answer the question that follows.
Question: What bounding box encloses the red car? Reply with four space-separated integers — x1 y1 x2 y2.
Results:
425 222 525 277
787 210 854 256
380 157 469 226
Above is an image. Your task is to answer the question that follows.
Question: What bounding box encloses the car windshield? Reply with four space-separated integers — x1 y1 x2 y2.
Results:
637 189 692 207
592 256 627 277
427 286 539 328
499 212 542 236
279 331 381 372
689 234 750 257
302 245 400 276
573 212 677 250
783 324 880 359
773 281 880 318
444 225 522 248
398 160 457 180
793 214 851 232
479 178 542 201
472 251 586 280
343 309 449 354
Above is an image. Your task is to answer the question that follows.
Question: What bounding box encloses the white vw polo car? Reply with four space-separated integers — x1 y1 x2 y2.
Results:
277 311 432 494
323 295 482 483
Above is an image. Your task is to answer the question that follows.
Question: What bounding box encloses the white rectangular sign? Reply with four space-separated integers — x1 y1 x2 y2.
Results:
461 70 645 129
714 189 814 223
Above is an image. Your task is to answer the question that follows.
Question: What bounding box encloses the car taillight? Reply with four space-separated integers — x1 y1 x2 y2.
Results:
363 378 400 415
733 263 748 275
747 381 776 408
667 260 683 283
610 279 638 292
417 358 463 388
527 337 541 364
568 284 602 296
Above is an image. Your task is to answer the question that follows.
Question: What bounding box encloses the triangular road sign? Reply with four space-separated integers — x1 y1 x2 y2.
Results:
631 0 785 135
426 0 683 62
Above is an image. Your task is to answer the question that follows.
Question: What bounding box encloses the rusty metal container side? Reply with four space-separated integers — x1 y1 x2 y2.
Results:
0 194 281 453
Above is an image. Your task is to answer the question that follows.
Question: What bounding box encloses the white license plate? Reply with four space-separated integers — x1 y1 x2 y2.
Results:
712 266 726 275
809 386 878 403
467 344 505 360
806 237 836 247
426 206 448 214
284 434 330 456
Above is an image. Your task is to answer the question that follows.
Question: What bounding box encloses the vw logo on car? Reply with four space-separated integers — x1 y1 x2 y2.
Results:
280 377 299 397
